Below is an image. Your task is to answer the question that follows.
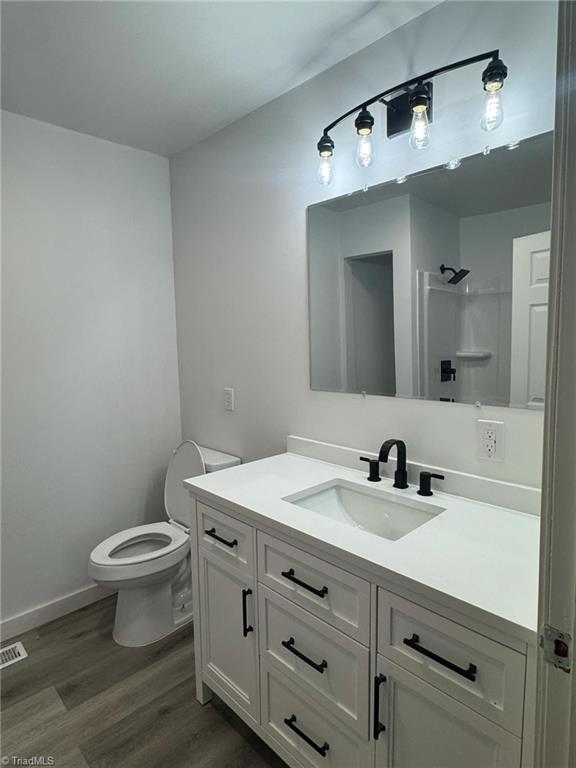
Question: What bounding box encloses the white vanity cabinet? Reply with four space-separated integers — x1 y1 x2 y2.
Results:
191 498 534 768
374 656 522 768
196 504 259 723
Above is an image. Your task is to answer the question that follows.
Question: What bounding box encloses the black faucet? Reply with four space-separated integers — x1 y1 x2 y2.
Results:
378 439 409 489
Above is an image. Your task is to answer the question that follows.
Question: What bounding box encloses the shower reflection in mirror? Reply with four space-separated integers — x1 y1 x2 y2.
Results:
307 132 552 409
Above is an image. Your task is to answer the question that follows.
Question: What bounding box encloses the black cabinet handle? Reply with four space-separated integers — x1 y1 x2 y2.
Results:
205 527 238 548
373 673 387 740
283 714 329 757
241 588 253 637
281 568 328 598
403 633 477 682
281 637 328 674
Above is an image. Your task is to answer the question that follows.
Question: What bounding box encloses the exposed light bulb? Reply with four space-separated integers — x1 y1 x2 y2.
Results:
318 155 333 185
356 133 375 168
481 90 504 132
409 108 430 150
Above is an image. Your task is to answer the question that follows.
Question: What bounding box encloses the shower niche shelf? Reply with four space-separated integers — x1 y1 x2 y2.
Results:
455 350 493 361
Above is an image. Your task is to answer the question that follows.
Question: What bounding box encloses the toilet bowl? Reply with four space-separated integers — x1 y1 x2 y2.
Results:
89 441 240 647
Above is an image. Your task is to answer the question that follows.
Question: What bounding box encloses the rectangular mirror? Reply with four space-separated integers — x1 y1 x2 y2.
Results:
308 132 552 408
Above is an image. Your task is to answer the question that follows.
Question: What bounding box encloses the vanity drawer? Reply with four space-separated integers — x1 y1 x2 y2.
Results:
259 583 369 737
198 503 254 574
257 532 370 644
378 589 526 735
261 661 372 768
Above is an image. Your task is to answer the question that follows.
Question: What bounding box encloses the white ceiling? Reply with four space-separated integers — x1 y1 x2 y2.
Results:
1 1 440 157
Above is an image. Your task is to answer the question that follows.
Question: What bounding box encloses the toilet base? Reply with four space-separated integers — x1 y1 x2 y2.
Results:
113 580 192 647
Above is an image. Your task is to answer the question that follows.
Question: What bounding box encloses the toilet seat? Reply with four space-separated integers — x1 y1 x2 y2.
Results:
89 521 189 584
90 522 188 567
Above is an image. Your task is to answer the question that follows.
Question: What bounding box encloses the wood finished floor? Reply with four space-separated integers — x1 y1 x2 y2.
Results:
0 596 287 768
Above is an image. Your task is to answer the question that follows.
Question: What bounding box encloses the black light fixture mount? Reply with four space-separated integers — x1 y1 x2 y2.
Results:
482 57 508 92
317 133 335 157
354 106 375 135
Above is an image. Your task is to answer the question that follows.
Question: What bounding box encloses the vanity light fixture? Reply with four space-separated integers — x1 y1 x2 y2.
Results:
316 50 508 184
409 84 431 150
480 57 507 131
355 107 376 167
317 133 335 186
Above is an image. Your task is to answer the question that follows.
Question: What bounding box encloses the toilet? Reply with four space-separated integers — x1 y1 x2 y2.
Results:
89 440 240 647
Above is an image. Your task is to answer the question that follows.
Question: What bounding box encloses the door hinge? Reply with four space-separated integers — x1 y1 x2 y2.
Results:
540 624 572 673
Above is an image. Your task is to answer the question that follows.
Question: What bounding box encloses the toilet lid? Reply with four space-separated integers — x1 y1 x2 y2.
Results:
165 440 206 527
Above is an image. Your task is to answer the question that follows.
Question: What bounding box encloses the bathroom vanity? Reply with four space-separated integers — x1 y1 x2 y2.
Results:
185 443 540 768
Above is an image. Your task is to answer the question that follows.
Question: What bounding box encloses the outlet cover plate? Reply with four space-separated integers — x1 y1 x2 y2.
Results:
224 387 235 411
477 419 505 462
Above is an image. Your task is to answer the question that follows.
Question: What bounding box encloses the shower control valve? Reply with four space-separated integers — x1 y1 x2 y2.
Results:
440 359 456 382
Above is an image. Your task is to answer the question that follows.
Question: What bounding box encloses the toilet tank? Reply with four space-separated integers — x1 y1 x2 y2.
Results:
197 446 241 473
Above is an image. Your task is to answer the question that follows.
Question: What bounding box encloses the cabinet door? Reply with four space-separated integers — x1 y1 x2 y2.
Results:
374 656 521 768
199 548 259 722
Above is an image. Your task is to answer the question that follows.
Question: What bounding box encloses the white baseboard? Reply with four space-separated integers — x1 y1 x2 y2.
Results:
1 584 115 642
287 435 541 515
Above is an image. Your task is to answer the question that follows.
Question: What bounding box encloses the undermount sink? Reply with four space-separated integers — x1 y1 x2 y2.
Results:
284 479 444 541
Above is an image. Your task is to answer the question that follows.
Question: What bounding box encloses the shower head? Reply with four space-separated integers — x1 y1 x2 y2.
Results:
440 264 470 284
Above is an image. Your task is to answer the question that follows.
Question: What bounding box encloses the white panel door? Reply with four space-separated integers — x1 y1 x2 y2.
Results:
374 656 521 768
510 231 551 408
199 548 259 722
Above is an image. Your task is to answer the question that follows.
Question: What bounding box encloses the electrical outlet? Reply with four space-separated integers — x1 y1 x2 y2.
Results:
224 387 235 412
477 419 504 461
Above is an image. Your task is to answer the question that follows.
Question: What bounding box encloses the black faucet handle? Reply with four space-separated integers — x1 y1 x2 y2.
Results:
360 456 381 483
417 471 445 497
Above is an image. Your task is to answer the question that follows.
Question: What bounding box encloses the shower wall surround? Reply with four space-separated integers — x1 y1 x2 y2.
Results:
170 1 557 486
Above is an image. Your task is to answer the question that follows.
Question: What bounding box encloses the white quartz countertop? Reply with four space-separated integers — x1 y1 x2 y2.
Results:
184 453 540 644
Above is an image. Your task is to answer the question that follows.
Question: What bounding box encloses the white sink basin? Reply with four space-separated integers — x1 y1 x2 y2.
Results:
284 479 444 541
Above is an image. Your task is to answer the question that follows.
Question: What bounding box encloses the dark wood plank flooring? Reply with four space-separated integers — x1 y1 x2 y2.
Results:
0 596 286 768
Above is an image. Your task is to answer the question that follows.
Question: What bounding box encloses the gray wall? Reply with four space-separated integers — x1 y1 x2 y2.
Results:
170 0 556 486
308 206 343 391
459 202 552 284
344 254 396 395
2 112 181 625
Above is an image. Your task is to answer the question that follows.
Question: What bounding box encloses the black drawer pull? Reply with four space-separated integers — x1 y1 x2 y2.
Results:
205 527 238 548
241 588 253 637
284 714 329 757
281 568 328 598
281 637 328 673
373 673 387 740
403 633 478 682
